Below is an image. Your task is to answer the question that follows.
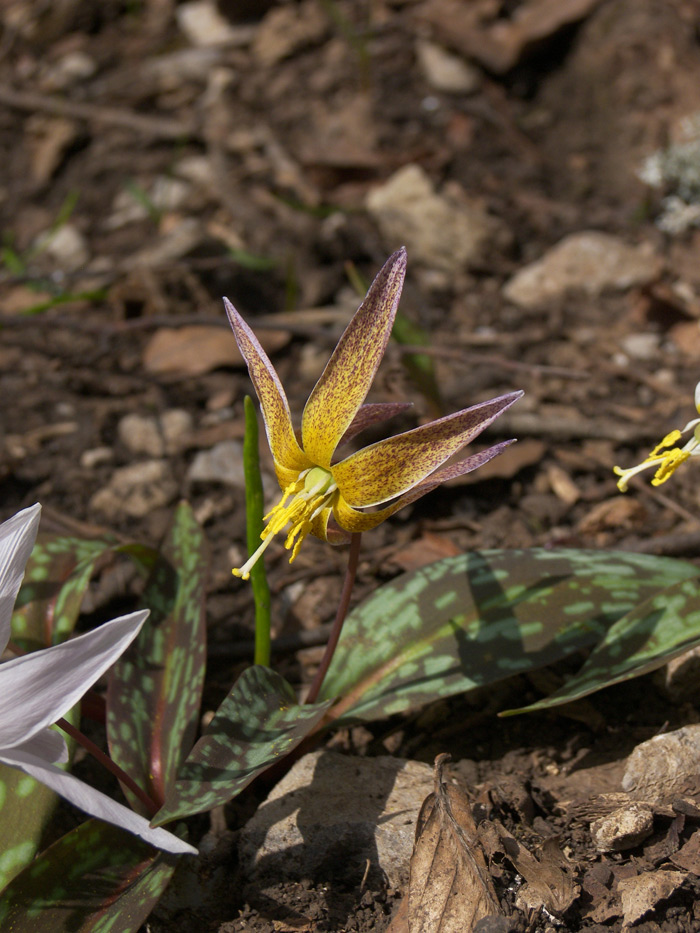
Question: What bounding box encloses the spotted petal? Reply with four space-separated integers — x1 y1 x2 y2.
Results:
332 391 523 508
224 298 311 484
333 440 515 532
301 248 407 469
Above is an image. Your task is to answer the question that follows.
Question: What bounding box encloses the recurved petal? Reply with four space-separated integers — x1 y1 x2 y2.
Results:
301 249 407 468
1 748 196 854
0 503 41 654
224 298 310 475
332 442 515 533
333 391 523 507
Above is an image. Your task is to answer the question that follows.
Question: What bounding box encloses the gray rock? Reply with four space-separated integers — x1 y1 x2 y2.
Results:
590 803 654 852
187 440 245 487
118 414 164 457
623 725 700 801
366 164 500 275
503 232 661 308
90 460 177 519
416 40 480 94
238 750 433 888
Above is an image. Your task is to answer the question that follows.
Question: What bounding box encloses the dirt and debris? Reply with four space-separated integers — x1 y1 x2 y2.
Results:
3 0 700 929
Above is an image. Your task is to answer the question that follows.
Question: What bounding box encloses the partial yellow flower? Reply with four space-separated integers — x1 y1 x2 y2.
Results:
224 248 523 579
614 381 700 492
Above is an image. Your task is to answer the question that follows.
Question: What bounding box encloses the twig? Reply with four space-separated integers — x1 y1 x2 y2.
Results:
0 85 199 140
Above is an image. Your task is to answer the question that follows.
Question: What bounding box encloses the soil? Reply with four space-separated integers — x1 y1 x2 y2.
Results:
3 0 700 930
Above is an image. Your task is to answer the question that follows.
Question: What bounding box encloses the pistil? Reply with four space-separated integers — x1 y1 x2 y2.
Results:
233 467 337 579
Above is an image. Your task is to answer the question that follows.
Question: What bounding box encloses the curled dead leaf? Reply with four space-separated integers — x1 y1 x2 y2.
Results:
407 754 502 933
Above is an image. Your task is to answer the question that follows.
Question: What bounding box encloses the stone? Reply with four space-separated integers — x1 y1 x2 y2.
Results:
590 803 654 852
238 750 433 888
366 164 500 275
416 40 480 94
90 460 177 519
503 231 661 308
38 223 89 271
252 1 327 67
118 414 164 458
623 725 700 802
659 645 700 702
176 0 241 46
161 409 193 453
187 440 245 487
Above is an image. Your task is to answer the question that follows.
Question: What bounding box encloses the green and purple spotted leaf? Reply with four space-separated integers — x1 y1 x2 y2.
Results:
0 820 176 932
153 666 332 825
504 576 700 714
107 502 208 811
319 549 700 724
0 709 79 889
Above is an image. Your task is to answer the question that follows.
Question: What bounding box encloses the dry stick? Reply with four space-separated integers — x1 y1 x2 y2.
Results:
0 86 198 140
305 532 362 705
56 716 158 817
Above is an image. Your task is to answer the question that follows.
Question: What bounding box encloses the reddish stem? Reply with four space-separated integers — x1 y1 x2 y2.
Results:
56 717 158 818
305 532 362 705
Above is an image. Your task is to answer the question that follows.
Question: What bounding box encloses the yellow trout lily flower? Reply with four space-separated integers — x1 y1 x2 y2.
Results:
224 248 523 579
614 381 700 491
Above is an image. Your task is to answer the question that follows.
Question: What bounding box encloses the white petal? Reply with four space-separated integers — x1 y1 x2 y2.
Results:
1 748 196 855
5 728 68 764
0 504 41 654
0 610 148 750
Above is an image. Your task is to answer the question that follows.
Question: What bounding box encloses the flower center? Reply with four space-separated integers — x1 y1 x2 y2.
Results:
233 467 338 580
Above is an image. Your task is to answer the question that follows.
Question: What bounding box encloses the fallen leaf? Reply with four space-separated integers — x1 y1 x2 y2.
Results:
481 823 578 916
450 439 546 484
143 325 289 376
672 830 700 875
408 754 502 933
391 533 462 574
617 870 687 927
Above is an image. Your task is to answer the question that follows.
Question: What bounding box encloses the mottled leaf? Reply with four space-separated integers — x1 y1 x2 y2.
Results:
0 820 176 932
319 549 700 724
504 576 700 715
0 710 79 890
12 536 115 648
107 503 208 810
153 666 332 825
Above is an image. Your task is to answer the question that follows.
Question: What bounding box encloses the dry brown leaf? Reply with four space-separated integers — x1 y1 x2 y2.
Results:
142 325 289 376
391 533 462 574
451 439 546 484
480 822 578 915
671 830 700 875
408 754 502 933
617 870 687 927
420 0 603 73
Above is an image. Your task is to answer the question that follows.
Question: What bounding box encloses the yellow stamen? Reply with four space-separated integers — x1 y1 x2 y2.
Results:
233 467 337 579
614 428 697 492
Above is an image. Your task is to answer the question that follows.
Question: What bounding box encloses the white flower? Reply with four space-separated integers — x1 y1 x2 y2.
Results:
0 504 196 856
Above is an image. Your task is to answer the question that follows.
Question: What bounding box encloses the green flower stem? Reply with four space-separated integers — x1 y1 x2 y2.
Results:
305 532 362 704
56 717 159 817
243 395 272 666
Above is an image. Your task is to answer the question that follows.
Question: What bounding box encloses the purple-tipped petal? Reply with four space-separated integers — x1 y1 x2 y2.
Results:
332 391 523 507
224 298 311 483
332 441 516 533
301 249 407 468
